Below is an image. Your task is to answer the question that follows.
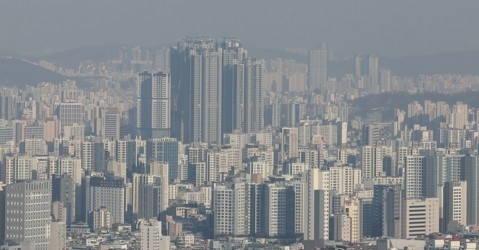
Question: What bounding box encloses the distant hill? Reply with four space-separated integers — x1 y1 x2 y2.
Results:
35 44 128 68
0 57 68 87
23 44 479 77
351 91 479 121
329 50 479 77
251 48 479 77
382 50 479 76
248 48 307 62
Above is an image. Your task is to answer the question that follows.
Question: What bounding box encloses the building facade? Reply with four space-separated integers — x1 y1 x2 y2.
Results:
4 180 52 249
137 71 171 139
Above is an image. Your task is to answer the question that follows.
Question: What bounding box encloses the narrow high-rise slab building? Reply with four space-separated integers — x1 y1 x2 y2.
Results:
137 71 171 139
170 37 222 144
222 43 264 135
4 180 52 249
308 45 327 92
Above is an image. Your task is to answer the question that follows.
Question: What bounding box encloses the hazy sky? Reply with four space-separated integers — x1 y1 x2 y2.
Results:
1 0 478 57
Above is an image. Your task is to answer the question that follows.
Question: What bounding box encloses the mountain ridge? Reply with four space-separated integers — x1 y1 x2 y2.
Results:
1 46 479 89
22 45 479 76
0 57 68 87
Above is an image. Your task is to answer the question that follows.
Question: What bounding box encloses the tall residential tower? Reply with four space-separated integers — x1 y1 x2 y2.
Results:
222 41 264 135
171 37 264 144
137 71 171 139
170 37 222 144
4 180 52 249
308 45 327 92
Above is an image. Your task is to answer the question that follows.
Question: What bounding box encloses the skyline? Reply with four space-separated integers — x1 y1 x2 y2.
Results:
0 35 479 249
0 1 478 57
2 2 479 249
